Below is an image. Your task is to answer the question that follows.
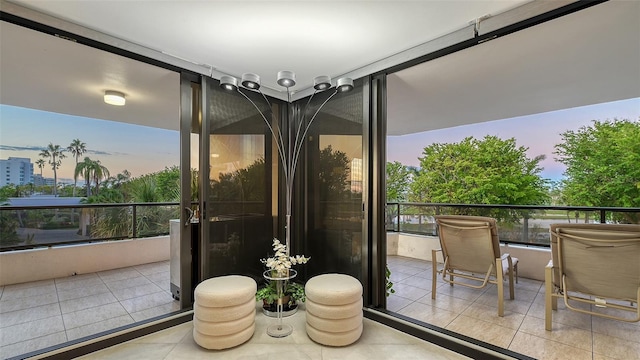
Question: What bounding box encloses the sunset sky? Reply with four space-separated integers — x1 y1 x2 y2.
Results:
387 98 640 181
1 98 638 183
0 104 179 181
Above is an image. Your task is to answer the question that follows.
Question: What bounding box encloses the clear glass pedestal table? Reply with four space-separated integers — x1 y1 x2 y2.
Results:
263 269 297 338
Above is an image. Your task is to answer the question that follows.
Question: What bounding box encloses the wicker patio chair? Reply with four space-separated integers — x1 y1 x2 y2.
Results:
545 223 640 330
432 215 518 317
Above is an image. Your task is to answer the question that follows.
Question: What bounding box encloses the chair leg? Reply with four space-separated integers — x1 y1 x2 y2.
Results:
507 256 515 300
514 263 518 284
545 263 553 331
496 258 504 317
431 250 438 299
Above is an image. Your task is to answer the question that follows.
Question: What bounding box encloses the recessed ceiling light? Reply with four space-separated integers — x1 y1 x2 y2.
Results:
104 90 126 106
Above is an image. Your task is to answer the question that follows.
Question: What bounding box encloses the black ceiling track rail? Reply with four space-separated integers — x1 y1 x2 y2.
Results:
0 11 198 77
378 0 609 76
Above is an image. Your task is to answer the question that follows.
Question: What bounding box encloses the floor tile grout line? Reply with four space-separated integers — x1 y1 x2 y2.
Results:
393 255 640 359
0 262 176 358
590 313 595 359
0 327 68 352
52 273 71 344
517 323 596 355
0 313 67 348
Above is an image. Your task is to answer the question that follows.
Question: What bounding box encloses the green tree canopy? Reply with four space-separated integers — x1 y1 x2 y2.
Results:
386 161 411 202
318 145 350 201
554 118 640 212
75 157 109 197
210 158 266 203
410 135 549 208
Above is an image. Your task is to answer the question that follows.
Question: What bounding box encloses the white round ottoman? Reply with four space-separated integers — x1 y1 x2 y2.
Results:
193 275 257 350
305 273 363 346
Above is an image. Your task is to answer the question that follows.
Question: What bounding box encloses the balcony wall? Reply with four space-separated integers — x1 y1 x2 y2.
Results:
387 232 550 281
0 236 169 286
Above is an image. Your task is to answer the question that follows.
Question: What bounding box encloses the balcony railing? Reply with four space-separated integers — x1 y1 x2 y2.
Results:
386 202 640 246
0 202 180 252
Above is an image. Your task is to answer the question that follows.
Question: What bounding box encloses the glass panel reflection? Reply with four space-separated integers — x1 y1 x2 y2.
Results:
206 84 276 278
302 80 364 279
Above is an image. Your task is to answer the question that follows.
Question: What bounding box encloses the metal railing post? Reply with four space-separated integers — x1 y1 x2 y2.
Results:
396 202 400 232
600 210 606 224
132 205 137 238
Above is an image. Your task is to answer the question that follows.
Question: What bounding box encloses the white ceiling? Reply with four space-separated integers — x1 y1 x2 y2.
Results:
388 0 640 134
0 21 180 131
5 0 528 92
1 0 638 134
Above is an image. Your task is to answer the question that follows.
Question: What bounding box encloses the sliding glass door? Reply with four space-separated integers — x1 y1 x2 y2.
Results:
199 77 279 281
296 79 369 283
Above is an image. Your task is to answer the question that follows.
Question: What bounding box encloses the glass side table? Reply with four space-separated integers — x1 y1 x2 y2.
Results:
263 269 297 338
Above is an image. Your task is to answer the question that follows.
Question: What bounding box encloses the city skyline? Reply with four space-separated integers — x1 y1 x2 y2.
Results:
0 104 179 182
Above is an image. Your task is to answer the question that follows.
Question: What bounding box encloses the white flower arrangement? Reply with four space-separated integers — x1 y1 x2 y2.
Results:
261 238 310 277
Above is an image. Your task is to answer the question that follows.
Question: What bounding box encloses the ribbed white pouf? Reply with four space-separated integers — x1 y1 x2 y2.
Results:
193 275 257 350
305 273 363 346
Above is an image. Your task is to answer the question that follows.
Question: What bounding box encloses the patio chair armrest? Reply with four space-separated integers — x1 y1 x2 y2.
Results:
546 260 553 268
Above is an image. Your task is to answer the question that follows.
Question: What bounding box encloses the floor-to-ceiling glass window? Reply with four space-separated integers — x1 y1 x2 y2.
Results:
0 20 186 358
200 79 280 280
383 2 640 359
298 79 366 280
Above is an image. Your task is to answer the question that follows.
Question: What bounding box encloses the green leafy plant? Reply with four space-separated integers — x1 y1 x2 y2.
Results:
256 280 306 306
286 282 306 304
256 281 280 304
386 264 395 297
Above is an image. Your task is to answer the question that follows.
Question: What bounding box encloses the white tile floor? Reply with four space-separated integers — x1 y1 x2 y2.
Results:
2 256 639 359
0 261 179 359
75 305 472 360
387 256 640 360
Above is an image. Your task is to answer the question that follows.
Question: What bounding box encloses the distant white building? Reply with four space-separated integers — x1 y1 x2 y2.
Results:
0 157 34 186
32 174 55 187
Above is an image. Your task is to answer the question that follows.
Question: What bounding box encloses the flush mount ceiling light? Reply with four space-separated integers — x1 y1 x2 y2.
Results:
104 90 126 106
218 70 354 301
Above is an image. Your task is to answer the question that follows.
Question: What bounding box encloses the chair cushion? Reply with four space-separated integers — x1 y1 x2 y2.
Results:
305 274 363 305
194 275 257 307
306 322 363 346
194 299 256 323
193 311 255 336
193 323 255 350
305 297 363 319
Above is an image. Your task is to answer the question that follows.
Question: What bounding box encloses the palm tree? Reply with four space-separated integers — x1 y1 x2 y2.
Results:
35 159 46 177
75 157 110 197
91 159 110 195
76 157 94 197
39 143 66 196
67 139 86 197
